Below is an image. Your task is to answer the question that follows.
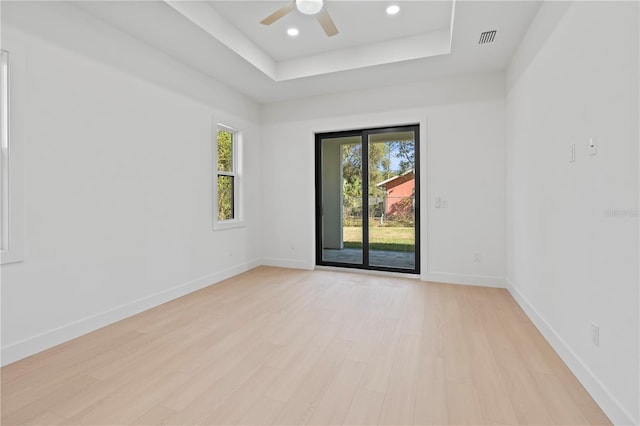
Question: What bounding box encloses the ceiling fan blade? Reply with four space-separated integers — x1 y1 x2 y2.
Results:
317 8 339 37
260 1 296 25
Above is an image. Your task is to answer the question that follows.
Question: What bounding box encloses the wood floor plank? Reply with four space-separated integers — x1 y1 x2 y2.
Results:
534 373 592 425
0 266 611 426
400 283 426 336
270 338 352 424
131 405 175 425
344 314 384 363
19 411 68 426
263 309 345 400
446 382 484 425
161 341 278 422
421 284 445 357
342 387 385 426
264 309 335 369
306 359 366 425
413 355 448 425
200 366 282 425
0 349 122 416
489 330 555 425
68 371 191 425
359 317 400 393
469 330 519 425
442 286 475 385
377 334 421 425
1 375 99 425
544 347 612 425
2 331 142 398
236 396 284 426
496 307 557 376
1 328 141 386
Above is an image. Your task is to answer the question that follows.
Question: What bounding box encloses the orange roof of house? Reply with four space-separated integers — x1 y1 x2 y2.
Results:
375 169 414 188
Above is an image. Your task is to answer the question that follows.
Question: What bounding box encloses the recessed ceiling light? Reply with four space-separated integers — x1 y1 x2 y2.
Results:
386 5 400 15
287 27 299 37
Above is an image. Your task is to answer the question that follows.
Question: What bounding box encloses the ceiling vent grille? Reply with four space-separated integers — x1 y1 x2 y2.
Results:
479 30 497 44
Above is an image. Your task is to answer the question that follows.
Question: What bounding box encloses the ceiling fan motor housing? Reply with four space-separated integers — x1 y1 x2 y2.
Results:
296 0 323 15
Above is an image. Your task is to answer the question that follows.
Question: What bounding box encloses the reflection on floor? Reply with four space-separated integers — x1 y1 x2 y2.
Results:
322 248 415 270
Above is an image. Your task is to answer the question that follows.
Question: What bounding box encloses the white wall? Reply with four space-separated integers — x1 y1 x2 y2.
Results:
261 72 507 286
0 2 263 365
506 2 639 424
4 5 636 424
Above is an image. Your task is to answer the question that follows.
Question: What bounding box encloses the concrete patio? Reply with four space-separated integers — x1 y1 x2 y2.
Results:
322 248 415 270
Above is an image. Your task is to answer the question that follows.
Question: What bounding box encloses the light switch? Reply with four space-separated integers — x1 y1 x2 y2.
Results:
569 144 576 162
435 197 441 208
589 137 598 156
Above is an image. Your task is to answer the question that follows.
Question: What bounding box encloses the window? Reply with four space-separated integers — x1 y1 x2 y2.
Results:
214 124 243 229
1 50 9 254
1 49 24 264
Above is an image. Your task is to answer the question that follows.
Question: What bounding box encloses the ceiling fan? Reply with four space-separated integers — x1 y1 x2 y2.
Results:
260 0 339 37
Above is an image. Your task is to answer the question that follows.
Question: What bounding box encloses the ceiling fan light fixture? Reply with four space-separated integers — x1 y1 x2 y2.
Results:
296 0 323 15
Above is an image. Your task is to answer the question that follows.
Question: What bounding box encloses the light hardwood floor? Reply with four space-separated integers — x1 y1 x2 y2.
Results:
1 266 611 425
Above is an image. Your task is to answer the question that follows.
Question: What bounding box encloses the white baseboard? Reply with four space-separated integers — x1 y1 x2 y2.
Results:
424 272 505 288
261 257 312 270
506 279 637 426
1 259 262 367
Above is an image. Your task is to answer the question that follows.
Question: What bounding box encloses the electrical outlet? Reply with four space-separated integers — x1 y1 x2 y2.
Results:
473 252 481 262
591 322 599 347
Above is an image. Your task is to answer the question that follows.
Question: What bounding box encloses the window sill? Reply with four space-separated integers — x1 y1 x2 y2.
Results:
1 249 24 265
213 220 246 231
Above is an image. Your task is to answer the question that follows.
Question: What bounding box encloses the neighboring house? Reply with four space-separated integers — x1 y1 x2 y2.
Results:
376 169 415 217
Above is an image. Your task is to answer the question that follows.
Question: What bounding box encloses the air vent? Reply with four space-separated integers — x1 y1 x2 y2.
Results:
479 30 497 44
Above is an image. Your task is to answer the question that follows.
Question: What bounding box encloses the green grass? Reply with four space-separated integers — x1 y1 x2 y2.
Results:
342 226 415 252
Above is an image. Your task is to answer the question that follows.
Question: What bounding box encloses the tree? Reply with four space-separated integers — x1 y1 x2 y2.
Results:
340 139 415 221
341 142 389 219
390 140 414 174
217 129 233 221
342 143 362 218
367 142 389 217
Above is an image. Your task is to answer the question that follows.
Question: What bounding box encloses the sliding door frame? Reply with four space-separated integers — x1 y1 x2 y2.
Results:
315 124 420 274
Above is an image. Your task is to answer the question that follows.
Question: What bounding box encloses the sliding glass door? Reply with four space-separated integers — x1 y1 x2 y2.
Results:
315 125 420 274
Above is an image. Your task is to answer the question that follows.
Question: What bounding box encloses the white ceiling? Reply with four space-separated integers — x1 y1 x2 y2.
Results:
211 1 453 61
72 1 542 104
163 0 453 81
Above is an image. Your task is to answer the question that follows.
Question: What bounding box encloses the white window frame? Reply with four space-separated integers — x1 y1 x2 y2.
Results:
1 51 9 254
213 123 244 230
1 49 25 264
